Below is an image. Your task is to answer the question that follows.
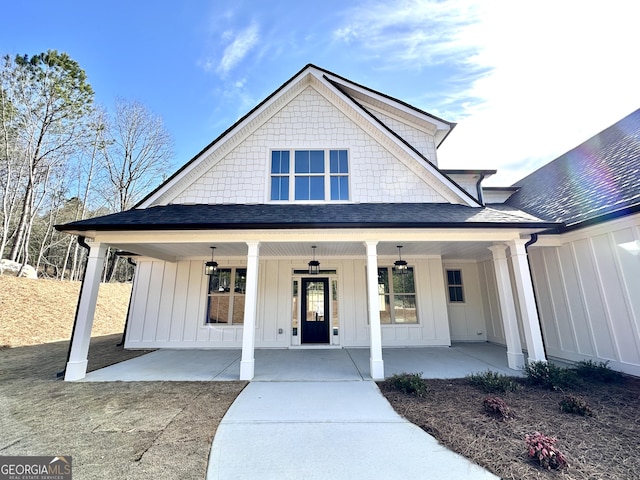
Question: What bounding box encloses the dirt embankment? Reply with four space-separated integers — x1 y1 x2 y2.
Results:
0 275 131 347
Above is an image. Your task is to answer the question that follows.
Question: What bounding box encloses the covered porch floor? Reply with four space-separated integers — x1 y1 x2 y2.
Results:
80 342 524 382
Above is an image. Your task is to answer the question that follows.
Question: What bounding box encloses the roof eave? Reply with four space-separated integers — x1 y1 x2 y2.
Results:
558 203 640 233
56 221 561 233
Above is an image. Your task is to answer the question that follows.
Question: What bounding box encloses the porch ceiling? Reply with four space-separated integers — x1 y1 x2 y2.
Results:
109 240 498 261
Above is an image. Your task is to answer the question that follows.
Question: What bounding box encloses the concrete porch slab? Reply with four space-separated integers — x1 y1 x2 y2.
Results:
253 348 363 381
80 343 521 382
348 343 523 379
81 349 241 382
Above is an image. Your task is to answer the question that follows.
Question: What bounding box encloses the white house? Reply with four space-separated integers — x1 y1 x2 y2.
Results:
58 64 574 381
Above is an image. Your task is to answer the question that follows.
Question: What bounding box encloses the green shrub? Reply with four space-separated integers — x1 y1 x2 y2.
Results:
559 394 593 416
523 361 580 390
574 360 624 383
483 396 513 420
386 372 427 397
525 432 568 470
467 370 521 393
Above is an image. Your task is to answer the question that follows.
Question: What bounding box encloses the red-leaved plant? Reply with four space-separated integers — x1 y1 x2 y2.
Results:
525 432 568 470
483 396 513 420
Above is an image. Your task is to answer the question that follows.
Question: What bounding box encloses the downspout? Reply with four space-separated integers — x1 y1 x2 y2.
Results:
523 233 548 359
117 256 137 347
476 173 486 205
57 236 90 378
524 233 538 250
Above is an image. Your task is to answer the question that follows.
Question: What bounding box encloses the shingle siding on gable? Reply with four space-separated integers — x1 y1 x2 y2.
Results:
360 103 438 164
171 86 446 205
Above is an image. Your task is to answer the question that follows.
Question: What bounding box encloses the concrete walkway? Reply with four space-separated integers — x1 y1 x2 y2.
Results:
207 381 498 480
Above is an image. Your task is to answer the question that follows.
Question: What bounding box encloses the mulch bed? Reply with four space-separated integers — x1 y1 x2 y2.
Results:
379 376 640 479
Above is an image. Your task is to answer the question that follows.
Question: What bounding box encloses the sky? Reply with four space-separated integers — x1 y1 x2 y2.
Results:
2 0 639 186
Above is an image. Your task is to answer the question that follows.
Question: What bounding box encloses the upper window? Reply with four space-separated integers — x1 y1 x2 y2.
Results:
270 149 349 201
446 269 465 303
270 151 290 201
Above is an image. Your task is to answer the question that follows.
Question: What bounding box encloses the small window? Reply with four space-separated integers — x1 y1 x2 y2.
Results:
270 151 290 200
446 269 464 303
206 267 246 324
377 266 418 324
330 150 349 200
294 150 325 200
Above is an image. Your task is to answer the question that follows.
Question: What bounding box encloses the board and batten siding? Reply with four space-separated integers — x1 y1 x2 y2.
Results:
528 215 640 376
125 256 454 349
477 259 506 344
443 261 488 342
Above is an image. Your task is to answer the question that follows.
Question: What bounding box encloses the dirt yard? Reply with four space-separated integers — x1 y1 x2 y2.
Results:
0 276 246 479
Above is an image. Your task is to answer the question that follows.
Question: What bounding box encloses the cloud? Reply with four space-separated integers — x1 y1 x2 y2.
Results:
217 22 260 75
335 0 640 185
333 0 482 67
437 1 640 185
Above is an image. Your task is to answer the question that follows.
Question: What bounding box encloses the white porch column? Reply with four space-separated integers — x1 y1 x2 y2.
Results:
65 241 107 381
240 241 260 380
365 241 384 380
508 239 547 362
489 245 525 370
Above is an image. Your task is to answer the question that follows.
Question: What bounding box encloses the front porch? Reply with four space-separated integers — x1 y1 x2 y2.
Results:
79 343 523 382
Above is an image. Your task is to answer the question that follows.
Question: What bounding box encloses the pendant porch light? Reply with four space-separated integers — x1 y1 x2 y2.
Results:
394 245 408 273
308 245 320 275
205 246 218 275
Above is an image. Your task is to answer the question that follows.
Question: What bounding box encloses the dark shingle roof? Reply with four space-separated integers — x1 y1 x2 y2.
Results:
506 109 640 228
56 203 558 232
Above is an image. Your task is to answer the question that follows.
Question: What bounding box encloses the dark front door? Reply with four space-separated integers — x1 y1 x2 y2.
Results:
301 278 330 344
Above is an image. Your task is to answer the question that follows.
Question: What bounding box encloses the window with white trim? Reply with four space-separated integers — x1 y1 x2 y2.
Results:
446 269 465 302
270 149 349 201
270 151 290 201
206 267 246 324
377 267 418 324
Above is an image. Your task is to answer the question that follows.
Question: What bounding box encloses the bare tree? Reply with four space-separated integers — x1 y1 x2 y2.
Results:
59 109 107 279
99 99 173 212
98 99 173 280
0 51 93 265
0 55 27 261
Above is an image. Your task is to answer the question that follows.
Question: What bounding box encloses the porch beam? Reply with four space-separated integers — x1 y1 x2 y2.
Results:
65 241 107 381
365 241 384 380
240 241 260 380
508 240 547 362
91 228 533 245
488 244 525 370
